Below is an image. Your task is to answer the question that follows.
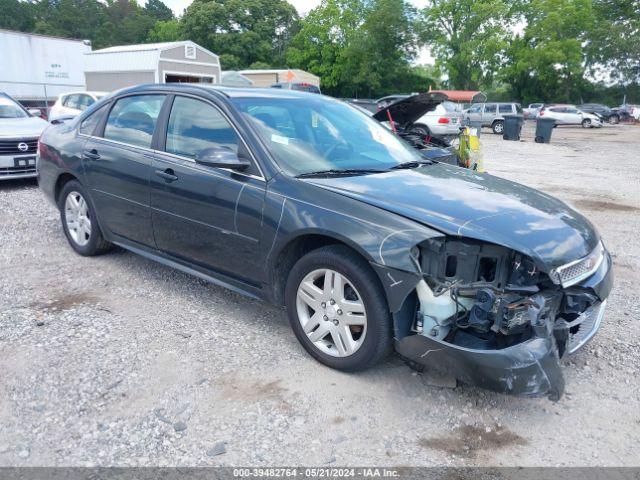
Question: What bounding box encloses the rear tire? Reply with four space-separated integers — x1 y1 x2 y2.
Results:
285 245 392 372
492 121 504 134
59 180 112 256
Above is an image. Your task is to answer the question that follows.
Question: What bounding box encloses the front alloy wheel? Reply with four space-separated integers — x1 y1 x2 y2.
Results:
582 118 592 128
296 268 367 357
285 245 392 371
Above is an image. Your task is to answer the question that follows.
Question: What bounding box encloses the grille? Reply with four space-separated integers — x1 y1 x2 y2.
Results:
0 165 37 176
550 242 605 287
0 138 38 155
567 301 606 354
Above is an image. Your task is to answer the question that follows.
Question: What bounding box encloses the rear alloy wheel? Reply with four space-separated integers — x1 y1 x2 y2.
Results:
59 180 112 256
582 118 592 128
492 121 504 134
285 245 392 371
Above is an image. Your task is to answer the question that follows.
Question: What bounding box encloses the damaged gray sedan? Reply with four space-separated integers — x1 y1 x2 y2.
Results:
38 85 613 400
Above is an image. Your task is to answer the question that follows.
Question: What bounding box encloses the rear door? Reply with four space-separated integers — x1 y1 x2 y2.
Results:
82 94 166 247
150 94 266 284
482 103 497 125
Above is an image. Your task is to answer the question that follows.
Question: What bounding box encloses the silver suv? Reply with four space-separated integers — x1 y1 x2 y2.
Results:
464 102 523 134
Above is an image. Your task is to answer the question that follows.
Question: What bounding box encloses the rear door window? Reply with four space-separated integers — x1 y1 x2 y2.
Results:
499 104 513 113
484 104 497 114
103 95 165 148
165 96 240 159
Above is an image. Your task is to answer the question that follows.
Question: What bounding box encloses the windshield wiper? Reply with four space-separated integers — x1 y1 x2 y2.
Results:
390 160 435 170
296 168 386 178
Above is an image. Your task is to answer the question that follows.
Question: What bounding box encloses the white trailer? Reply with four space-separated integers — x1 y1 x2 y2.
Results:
0 29 91 113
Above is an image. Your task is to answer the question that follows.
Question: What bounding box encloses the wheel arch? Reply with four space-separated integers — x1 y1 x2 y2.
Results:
54 172 80 203
270 231 378 305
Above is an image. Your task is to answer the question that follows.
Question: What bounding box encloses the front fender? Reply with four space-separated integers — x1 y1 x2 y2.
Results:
264 176 444 310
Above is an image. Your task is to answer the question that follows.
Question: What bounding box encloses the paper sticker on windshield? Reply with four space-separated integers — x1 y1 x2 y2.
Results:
312 112 319 128
271 134 290 145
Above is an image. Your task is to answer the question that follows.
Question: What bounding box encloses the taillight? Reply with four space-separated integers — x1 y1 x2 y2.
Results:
438 117 451 124
37 137 43 156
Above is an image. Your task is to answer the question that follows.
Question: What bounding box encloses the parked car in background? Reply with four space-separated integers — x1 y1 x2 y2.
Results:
612 104 638 122
49 91 108 122
523 103 543 119
577 103 619 124
463 102 523 134
37 84 612 399
270 82 321 94
0 92 48 180
390 98 463 139
539 105 602 128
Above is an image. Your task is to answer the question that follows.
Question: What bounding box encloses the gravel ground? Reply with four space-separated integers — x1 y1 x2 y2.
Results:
0 122 639 467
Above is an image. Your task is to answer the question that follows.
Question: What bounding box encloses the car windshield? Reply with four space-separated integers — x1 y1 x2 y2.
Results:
232 95 425 176
0 95 28 119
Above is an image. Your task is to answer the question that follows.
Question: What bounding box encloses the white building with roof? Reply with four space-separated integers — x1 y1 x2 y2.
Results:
84 41 220 91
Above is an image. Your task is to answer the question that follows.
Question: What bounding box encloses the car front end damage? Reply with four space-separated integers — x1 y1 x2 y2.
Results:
374 236 613 400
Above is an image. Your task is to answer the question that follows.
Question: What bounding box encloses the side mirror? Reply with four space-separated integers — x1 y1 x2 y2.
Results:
28 108 42 117
50 116 75 125
195 147 250 171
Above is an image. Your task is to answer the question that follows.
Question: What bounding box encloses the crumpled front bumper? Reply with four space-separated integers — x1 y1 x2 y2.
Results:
397 333 566 400
395 252 613 401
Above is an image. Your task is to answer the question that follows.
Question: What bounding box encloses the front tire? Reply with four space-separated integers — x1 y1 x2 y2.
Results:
285 245 392 371
492 121 504 134
582 118 592 128
59 180 112 256
608 114 619 125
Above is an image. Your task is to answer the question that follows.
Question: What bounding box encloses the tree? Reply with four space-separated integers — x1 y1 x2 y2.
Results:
0 0 36 32
502 0 595 103
588 0 640 85
285 0 365 95
145 0 174 22
147 19 182 42
286 0 419 97
180 0 299 69
417 0 512 90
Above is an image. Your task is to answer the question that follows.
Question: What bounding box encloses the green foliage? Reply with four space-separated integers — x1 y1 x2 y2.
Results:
418 0 512 90
588 0 640 85
0 0 36 31
286 0 425 98
180 0 299 69
502 0 595 104
147 19 182 42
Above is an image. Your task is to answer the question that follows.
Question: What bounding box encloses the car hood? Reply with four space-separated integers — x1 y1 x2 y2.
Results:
0 117 48 138
373 92 448 126
303 164 600 269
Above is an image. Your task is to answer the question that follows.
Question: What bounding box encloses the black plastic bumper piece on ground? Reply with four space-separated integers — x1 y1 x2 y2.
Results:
396 334 565 400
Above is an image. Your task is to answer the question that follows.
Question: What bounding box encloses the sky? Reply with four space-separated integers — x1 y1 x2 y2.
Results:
160 0 434 64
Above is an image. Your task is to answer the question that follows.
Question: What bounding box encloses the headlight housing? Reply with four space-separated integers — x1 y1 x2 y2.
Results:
549 241 605 287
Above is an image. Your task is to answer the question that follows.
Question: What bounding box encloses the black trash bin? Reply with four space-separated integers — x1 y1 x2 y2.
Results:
502 114 524 141
535 117 555 143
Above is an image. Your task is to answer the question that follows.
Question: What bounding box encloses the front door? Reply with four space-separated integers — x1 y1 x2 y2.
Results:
83 94 166 247
150 95 266 284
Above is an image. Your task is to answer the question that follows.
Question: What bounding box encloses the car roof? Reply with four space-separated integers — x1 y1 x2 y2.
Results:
115 83 321 100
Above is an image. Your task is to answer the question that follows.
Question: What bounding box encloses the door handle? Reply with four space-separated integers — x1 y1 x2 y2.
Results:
155 168 178 182
83 149 101 161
